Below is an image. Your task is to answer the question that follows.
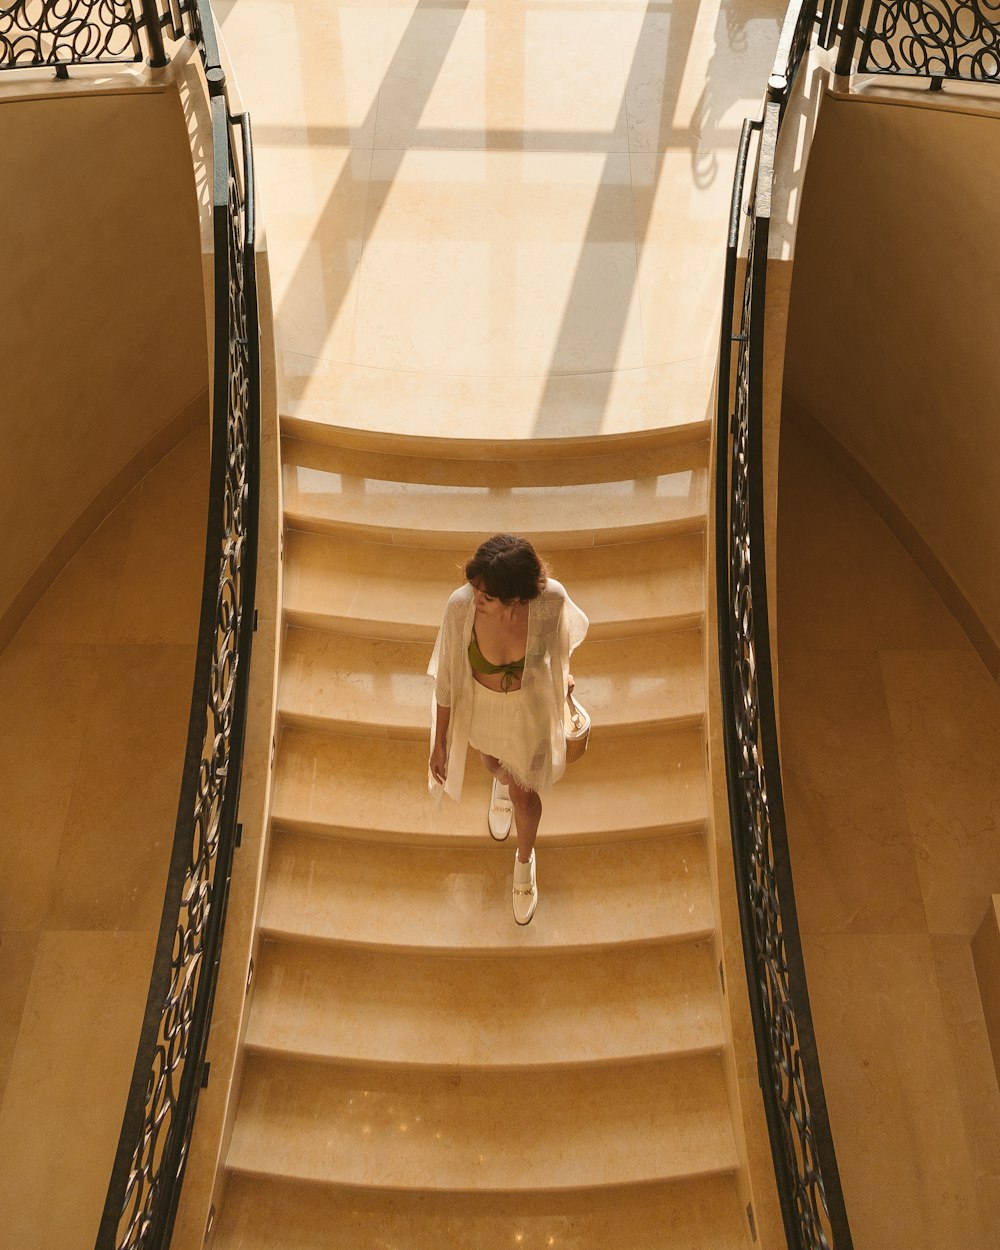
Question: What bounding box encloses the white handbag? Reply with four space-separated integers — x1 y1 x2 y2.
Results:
564 690 591 763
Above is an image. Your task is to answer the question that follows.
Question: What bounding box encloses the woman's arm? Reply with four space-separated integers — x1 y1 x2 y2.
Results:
429 702 451 784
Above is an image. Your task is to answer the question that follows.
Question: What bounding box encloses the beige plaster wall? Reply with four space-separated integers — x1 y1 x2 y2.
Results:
782 95 1000 675
1 86 209 649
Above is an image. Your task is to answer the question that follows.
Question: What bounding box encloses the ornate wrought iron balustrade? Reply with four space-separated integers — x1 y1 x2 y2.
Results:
835 0 1000 82
94 85 258 1250
0 0 196 71
715 4 854 1248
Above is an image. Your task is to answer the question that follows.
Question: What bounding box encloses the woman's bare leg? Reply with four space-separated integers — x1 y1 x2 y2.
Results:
479 753 506 783
479 753 541 861
508 779 541 863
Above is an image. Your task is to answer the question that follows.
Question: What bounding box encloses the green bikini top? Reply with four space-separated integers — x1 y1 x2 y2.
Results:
468 628 525 692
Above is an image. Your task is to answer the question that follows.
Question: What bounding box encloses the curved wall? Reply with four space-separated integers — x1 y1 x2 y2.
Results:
1 84 209 651
782 94 1000 675
0 423 209 1250
775 419 1000 1250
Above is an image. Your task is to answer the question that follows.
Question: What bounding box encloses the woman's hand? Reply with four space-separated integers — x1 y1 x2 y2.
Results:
429 741 448 785
567 672 576 696
430 703 451 785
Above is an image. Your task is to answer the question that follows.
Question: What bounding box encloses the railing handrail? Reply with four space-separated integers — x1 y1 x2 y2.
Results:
716 4 854 1248
92 8 260 1240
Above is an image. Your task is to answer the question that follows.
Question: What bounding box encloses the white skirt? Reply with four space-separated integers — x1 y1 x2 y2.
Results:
468 680 522 763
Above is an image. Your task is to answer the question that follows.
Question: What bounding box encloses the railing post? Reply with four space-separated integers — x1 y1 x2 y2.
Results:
139 0 170 67
835 0 865 76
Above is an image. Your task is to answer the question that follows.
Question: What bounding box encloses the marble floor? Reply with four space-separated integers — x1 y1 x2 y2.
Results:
0 429 209 1250
216 0 785 444
777 419 1000 1250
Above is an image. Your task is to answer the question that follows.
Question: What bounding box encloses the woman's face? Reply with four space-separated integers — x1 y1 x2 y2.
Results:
471 581 504 617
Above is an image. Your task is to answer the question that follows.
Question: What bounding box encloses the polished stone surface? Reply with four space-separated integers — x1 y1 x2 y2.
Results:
272 725 708 842
216 1173 751 1250
0 931 157 1250
217 0 784 443
0 430 208 1250
230 1053 738 1189
973 898 1000 1092
283 528 707 640
247 940 724 1066
280 625 705 736
281 436 709 546
778 420 1000 1250
263 828 715 952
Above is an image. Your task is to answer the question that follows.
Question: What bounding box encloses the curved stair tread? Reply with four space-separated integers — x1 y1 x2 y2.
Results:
271 726 708 844
229 1053 739 1191
282 531 705 641
280 354 715 452
246 940 724 1069
282 437 708 548
284 435 709 487
214 1172 751 1250
278 627 705 738
262 829 715 952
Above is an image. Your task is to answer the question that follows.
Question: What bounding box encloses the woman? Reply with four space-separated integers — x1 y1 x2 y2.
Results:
428 534 588 924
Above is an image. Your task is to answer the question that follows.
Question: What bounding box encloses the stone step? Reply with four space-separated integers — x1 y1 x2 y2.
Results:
271 725 707 846
282 531 705 642
278 626 705 739
215 1171 750 1250
246 940 723 1069
228 1052 739 1191
279 352 714 453
281 435 708 549
262 828 714 953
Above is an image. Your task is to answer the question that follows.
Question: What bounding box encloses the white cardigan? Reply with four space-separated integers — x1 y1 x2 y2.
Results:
427 578 589 800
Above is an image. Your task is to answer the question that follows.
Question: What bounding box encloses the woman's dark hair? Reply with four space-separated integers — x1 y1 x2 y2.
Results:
465 534 548 603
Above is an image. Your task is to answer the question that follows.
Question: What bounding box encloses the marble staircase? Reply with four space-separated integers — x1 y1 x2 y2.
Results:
213 423 752 1249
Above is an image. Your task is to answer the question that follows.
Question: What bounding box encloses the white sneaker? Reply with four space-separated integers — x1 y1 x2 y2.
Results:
512 849 537 925
488 777 513 841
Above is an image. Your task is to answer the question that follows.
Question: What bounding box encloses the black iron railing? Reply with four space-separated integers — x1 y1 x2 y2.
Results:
2 5 260 1248
94 10 259 1247
835 0 1000 83
0 0 187 71
716 3 853 1249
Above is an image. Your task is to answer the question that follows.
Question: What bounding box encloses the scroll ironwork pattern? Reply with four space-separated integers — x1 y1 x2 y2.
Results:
0 0 198 70
727 188 838 1250
858 0 1000 80
113 119 252 1250
0 0 143 67
716 4 854 1248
